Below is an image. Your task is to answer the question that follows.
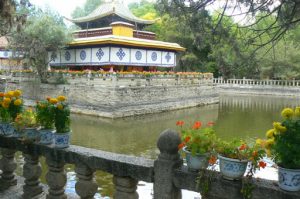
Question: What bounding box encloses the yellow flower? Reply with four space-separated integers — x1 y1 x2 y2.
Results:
13 90 22 97
14 99 22 106
281 108 294 119
256 138 263 145
273 122 287 133
265 138 275 148
57 95 66 102
3 97 11 104
7 91 14 98
49 98 58 104
266 129 275 138
295 107 300 117
57 104 64 110
1 102 9 109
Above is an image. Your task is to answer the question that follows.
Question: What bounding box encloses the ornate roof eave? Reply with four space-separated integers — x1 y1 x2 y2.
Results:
68 36 186 52
67 1 156 25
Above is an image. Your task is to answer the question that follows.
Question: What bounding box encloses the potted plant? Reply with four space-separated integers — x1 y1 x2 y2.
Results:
216 139 266 180
53 95 71 148
0 93 13 136
14 108 39 140
0 90 23 137
262 107 300 191
177 121 217 171
36 98 55 145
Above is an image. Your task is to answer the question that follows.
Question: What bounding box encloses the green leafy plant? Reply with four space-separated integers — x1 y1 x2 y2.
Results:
263 107 300 169
177 121 217 156
36 99 55 129
3 90 23 121
14 108 37 130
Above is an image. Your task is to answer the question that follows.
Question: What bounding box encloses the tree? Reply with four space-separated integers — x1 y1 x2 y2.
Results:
157 0 300 50
0 0 31 36
71 0 102 18
9 9 72 82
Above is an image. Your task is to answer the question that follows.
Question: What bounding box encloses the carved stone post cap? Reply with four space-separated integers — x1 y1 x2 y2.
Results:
157 129 181 155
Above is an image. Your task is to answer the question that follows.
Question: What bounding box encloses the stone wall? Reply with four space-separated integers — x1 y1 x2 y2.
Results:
5 77 218 118
217 84 300 97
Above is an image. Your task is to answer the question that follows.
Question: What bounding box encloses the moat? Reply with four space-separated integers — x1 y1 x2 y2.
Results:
14 94 300 198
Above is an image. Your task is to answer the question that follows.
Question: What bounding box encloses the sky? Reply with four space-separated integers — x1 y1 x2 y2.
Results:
29 0 143 18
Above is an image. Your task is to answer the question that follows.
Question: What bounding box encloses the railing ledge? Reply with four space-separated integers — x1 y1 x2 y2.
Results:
173 166 300 199
0 136 154 182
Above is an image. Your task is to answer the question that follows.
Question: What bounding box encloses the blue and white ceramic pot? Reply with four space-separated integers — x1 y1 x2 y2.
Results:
0 123 15 137
38 129 54 145
278 167 300 191
54 132 70 148
23 128 39 140
183 147 209 171
219 155 248 180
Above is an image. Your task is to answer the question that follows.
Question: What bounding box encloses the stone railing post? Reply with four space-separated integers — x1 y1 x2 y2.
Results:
46 156 67 199
113 176 138 199
75 162 98 199
22 153 43 198
154 129 182 199
0 148 17 189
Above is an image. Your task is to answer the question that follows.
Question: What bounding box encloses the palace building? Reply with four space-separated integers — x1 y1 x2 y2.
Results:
48 0 185 71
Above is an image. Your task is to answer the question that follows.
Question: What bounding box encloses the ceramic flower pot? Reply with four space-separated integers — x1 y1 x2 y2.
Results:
38 129 54 145
22 128 39 140
218 155 248 180
54 132 70 148
278 166 300 191
0 123 15 137
183 147 209 171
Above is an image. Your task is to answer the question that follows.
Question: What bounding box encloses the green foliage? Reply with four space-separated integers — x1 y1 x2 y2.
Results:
54 102 70 134
36 100 55 129
71 0 102 18
9 8 72 82
178 121 216 156
271 109 300 169
0 107 11 123
14 108 37 130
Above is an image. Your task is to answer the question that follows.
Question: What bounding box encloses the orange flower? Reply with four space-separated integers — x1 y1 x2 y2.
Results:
207 121 215 127
193 121 202 129
176 120 184 126
239 144 247 150
178 142 185 150
258 161 267 169
208 156 217 165
252 151 258 157
184 136 191 143
0 92 4 97
46 97 51 101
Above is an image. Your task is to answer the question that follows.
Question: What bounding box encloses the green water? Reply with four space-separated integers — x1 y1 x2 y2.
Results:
16 94 300 197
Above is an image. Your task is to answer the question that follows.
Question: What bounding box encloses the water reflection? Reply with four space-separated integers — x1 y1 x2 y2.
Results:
14 94 300 198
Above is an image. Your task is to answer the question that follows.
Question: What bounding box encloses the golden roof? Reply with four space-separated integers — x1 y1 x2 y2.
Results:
69 35 185 52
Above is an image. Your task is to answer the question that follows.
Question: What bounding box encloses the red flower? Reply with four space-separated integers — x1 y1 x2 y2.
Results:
178 142 185 150
184 136 191 143
207 121 215 127
239 144 247 150
176 120 184 126
258 161 267 169
208 156 217 165
193 121 202 129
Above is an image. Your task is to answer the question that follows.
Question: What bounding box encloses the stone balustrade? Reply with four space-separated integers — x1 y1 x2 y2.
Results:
213 77 300 87
0 129 299 199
